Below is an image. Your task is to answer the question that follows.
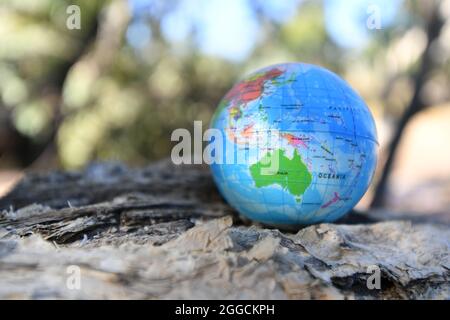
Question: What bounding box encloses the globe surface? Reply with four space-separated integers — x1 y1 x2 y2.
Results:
210 63 378 226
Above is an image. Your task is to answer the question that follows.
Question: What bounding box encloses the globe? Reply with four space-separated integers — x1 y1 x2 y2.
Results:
209 62 378 227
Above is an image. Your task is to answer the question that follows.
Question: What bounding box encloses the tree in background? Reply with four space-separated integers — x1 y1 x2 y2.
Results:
0 0 449 208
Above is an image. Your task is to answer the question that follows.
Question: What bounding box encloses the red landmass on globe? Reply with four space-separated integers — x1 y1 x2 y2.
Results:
282 133 308 148
225 68 284 104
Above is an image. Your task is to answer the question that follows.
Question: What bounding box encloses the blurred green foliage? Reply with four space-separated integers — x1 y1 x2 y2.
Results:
0 0 449 169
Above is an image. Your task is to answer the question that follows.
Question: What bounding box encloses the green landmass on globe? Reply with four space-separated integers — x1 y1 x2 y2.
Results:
249 149 312 203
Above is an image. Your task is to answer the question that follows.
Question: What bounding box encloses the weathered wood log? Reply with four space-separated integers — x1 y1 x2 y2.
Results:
0 160 448 299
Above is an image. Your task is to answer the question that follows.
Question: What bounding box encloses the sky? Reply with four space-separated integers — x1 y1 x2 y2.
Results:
127 0 403 61
324 0 403 48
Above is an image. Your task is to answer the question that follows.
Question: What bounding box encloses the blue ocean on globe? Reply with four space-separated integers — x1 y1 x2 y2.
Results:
209 62 378 226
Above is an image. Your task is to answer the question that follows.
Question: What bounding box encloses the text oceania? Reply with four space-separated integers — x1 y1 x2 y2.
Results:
317 172 346 180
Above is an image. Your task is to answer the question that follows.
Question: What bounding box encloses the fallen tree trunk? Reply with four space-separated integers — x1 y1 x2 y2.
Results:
0 160 448 299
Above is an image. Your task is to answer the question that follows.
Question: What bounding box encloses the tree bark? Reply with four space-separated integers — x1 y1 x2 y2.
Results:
0 160 448 299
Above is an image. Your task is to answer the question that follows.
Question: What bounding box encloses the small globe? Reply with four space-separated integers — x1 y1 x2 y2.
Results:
210 62 378 226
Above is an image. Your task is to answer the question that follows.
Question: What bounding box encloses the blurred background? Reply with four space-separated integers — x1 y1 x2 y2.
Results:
0 0 449 217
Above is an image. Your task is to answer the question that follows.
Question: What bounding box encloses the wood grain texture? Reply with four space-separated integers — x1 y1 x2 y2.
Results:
0 160 448 299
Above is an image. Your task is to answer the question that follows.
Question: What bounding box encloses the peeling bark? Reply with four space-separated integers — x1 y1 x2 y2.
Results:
0 160 448 299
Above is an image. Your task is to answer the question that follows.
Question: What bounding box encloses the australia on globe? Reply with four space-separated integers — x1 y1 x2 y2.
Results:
209 62 378 226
